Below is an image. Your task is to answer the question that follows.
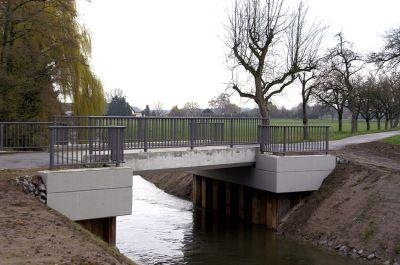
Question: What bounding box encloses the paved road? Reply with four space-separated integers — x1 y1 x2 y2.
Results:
0 131 399 170
330 131 400 150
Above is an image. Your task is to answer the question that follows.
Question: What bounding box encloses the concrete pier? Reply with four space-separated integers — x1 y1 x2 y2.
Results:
39 167 132 245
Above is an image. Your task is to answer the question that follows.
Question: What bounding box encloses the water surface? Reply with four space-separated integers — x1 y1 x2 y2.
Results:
117 176 363 265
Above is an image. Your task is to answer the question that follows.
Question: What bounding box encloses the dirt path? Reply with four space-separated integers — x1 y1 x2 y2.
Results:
0 169 135 265
279 141 400 264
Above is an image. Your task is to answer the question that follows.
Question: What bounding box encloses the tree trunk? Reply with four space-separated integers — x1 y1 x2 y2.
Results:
377 118 381 131
385 118 389 130
258 100 270 125
338 110 343 132
302 101 309 140
394 116 399 128
366 118 370 131
351 112 358 134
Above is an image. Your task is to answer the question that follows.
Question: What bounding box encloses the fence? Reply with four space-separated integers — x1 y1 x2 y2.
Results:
49 126 125 169
0 122 53 150
54 116 263 151
259 125 330 155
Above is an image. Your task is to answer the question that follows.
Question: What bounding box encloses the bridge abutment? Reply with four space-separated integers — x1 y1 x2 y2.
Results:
193 153 335 229
39 167 132 245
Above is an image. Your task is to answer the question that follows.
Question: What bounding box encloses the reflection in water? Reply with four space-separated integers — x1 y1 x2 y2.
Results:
117 176 362 265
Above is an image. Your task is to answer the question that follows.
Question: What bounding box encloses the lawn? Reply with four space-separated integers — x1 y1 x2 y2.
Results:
382 135 400 145
270 119 398 140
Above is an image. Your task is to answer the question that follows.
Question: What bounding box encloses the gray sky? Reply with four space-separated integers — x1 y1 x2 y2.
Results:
77 0 400 110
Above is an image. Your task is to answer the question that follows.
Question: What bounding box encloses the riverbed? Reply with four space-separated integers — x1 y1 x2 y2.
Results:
117 175 363 265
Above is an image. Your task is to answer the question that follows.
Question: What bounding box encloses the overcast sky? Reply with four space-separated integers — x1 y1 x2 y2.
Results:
77 0 400 110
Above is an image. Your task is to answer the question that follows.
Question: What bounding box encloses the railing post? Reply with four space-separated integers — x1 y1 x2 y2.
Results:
143 118 148 152
325 126 329 154
110 127 125 166
230 119 234 148
49 127 55 170
283 126 287 155
259 125 264 154
0 123 3 150
190 118 195 150
88 117 93 154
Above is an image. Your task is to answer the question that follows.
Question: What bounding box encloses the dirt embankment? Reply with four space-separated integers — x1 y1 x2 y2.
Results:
142 172 193 200
0 169 135 265
279 142 400 264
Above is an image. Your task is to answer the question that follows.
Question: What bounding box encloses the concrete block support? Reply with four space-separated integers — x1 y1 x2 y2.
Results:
255 154 336 193
195 154 336 193
39 167 132 221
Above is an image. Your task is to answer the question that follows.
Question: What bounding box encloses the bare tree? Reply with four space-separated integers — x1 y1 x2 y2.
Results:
298 71 317 125
370 27 400 70
153 101 164 117
324 33 364 133
209 93 240 116
182 102 201 117
357 76 376 131
226 0 324 123
314 71 348 132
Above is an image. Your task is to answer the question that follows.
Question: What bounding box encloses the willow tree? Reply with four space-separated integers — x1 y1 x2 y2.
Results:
226 0 324 123
0 0 105 121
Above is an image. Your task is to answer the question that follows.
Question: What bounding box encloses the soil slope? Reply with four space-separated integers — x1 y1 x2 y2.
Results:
0 169 135 265
142 171 193 199
279 142 400 263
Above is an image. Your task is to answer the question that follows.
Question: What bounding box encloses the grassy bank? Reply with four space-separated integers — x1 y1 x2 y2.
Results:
383 135 400 145
271 118 399 140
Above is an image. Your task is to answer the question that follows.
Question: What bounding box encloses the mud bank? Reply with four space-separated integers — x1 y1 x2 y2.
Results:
142 171 193 200
0 169 135 265
279 142 400 264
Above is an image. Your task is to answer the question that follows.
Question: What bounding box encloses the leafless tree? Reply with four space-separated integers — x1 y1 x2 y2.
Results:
208 93 240 116
226 0 324 123
324 33 364 133
298 71 317 125
357 76 376 131
370 27 400 70
153 101 164 117
314 71 348 132
182 102 201 117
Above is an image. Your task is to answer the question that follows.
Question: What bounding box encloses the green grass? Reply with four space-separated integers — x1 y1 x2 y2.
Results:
382 135 400 145
271 119 399 140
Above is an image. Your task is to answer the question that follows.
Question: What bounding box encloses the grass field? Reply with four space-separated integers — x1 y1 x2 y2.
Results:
382 135 400 145
270 119 398 140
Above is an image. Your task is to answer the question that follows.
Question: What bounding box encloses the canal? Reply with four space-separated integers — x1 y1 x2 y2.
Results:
117 175 363 265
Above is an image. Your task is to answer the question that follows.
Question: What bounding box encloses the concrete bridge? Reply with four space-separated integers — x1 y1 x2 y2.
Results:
1 117 399 244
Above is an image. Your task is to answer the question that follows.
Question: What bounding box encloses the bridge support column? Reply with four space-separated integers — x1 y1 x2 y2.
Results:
192 175 308 230
192 175 202 207
77 217 116 245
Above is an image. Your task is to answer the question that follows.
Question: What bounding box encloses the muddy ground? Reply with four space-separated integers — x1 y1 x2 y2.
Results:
279 141 400 264
0 168 135 265
142 171 193 200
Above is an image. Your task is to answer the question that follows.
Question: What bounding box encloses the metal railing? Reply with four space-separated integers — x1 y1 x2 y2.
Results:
54 116 263 151
0 122 53 150
49 125 125 169
259 125 330 155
